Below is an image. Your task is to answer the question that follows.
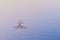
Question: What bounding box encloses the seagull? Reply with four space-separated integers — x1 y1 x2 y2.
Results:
15 17 26 29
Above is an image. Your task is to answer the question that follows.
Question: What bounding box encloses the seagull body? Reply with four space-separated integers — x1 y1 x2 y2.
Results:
15 17 26 29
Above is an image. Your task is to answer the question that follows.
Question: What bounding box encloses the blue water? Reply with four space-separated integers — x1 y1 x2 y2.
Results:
0 13 58 40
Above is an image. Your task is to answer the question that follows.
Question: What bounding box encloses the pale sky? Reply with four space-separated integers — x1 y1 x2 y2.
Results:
0 0 59 22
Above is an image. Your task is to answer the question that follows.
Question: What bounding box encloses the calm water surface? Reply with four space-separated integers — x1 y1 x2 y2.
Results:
0 14 57 40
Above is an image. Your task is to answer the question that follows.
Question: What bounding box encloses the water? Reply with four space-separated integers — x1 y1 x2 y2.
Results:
0 0 59 40
0 14 57 40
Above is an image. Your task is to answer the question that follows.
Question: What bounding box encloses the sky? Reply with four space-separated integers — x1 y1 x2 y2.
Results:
0 0 59 27
0 0 57 19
